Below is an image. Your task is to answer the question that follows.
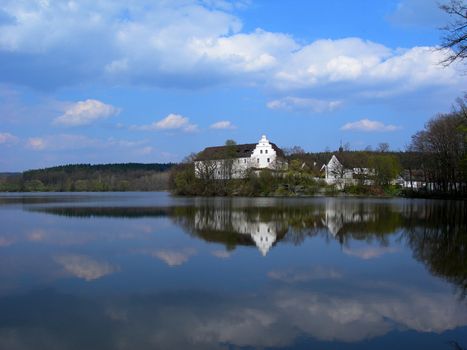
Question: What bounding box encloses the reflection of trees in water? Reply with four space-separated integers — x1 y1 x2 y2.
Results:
320 200 404 248
29 206 173 218
402 201 467 299
28 199 467 296
173 200 467 297
171 201 406 254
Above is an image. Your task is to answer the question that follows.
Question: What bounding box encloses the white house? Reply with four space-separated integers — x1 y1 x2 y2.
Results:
320 154 375 188
195 135 287 179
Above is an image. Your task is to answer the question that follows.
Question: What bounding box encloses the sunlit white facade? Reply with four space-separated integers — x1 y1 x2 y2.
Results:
195 135 287 180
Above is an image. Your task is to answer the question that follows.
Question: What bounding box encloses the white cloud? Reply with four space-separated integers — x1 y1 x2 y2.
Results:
272 38 462 95
0 0 463 100
268 266 342 283
267 97 342 113
154 114 191 129
136 113 198 132
210 120 236 129
137 146 154 155
25 134 151 152
54 99 120 126
212 250 232 258
0 236 14 247
150 248 197 267
343 246 399 260
274 287 467 342
191 28 298 73
26 137 46 150
0 132 18 145
54 254 118 281
26 134 98 151
341 119 400 132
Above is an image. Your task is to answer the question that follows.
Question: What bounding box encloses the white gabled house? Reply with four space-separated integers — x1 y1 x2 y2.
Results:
194 135 287 180
320 154 375 188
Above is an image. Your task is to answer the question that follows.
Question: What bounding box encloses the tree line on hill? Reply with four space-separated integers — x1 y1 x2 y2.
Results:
0 163 174 192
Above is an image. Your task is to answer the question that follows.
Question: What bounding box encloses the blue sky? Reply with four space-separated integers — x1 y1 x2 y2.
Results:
0 0 465 171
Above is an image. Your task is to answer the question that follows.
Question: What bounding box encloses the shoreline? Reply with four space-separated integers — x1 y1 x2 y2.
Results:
0 190 464 200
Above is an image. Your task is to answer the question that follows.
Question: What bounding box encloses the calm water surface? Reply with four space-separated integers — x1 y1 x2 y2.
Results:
0 192 466 349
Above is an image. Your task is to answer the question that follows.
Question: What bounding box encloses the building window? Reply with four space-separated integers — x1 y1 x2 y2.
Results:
244 159 246 163
267 158 270 163
257 158 259 163
217 171 220 175
265 150 268 154
260 150 263 154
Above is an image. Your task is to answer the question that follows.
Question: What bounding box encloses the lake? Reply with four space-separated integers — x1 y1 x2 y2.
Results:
0 192 466 349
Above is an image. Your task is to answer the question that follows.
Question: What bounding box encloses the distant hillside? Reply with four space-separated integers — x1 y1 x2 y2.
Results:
0 172 21 177
0 163 175 192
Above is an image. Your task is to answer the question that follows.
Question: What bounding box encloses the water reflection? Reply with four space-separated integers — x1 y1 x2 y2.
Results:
403 201 467 299
174 206 289 256
27 197 467 298
0 194 465 349
54 254 119 281
1 280 466 349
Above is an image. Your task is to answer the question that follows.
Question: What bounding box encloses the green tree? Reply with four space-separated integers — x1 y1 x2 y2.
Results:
24 180 46 192
370 154 401 187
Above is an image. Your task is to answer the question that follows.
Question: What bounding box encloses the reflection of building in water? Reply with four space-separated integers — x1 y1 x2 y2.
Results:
322 200 377 236
250 223 277 256
194 210 280 256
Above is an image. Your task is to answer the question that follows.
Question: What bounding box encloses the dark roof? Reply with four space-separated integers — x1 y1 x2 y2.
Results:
328 153 374 169
196 143 285 161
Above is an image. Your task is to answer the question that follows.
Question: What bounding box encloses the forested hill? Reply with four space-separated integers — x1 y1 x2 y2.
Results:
0 163 175 192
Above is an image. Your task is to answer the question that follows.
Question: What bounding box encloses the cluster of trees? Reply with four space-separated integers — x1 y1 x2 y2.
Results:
0 163 174 192
407 96 467 196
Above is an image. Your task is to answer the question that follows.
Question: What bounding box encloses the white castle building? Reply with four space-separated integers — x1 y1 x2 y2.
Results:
195 135 287 179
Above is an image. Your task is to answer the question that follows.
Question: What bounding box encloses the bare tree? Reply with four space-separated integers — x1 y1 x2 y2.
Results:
283 146 305 156
410 112 466 194
439 0 467 66
377 142 390 153
194 160 217 181
454 93 467 119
